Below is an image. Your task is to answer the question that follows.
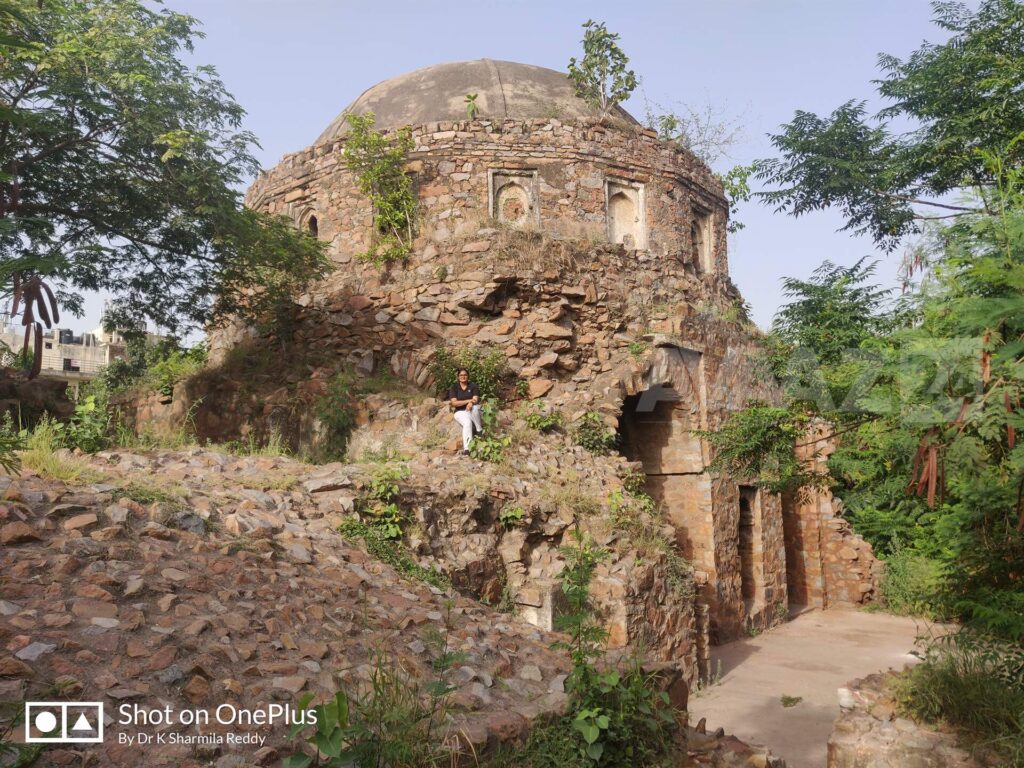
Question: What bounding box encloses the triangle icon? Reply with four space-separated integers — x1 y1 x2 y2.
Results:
71 713 93 732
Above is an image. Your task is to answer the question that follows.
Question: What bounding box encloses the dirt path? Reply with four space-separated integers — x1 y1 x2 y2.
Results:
689 608 930 768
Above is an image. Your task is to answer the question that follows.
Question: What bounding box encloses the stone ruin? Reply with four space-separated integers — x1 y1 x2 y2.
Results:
132 59 878 683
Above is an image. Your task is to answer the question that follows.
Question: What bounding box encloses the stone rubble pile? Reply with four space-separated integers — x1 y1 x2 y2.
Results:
828 673 983 768
1 447 782 767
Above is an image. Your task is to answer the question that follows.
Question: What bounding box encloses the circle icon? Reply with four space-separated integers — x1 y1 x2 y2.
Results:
34 711 58 734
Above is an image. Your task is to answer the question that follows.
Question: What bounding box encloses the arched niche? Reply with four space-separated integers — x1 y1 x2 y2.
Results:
298 209 320 239
606 179 647 249
488 169 539 227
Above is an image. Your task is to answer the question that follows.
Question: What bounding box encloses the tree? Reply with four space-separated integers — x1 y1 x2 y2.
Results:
705 1 1024 644
0 0 327 346
756 0 1024 251
567 20 637 118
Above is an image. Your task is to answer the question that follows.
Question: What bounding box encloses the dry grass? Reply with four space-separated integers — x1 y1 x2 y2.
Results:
20 421 106 486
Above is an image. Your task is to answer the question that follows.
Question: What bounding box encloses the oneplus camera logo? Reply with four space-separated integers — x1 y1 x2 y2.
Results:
25 702 104 744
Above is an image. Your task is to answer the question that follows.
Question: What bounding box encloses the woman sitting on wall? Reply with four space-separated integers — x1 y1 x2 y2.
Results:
447 367 483 454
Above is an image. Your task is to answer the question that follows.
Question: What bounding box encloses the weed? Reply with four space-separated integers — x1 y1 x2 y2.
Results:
0 701 45 767
550 525 679 765
499 505 526 528
20 418 104 485
879 542 947 619
0 413 24 475
628 341 648 359
312 371 359 462
573 412 617 455
112 479 188 508
338 518 449 590
780 695 802 708
286 603 465 767
618 466 647 496
894 632 1024 766
359 444 411 464
542 483 602 518
469 434 510 462
355 465 410 539
523 401 564 433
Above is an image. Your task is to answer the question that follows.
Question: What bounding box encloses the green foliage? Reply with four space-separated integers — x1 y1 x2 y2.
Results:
719 163 756 233
285 606 464 768
99 337 207 397
20 416 104 484
482 718 590 768
878 543 947 619
772 258 892 368
337 518 449 590
573 412 617 455
707 146 1024 647
712 3 1024 657
430 345 509 402
343 112 416 266
465 93 479 120
499 504 525 527
698 404 823 492
618 467 647 496
894 632 1024 767
627 341 648 359
0 700 45 767
312 371 359 462
780 695 802 708
356 465 409 539
523 401 564 433
567 20 637 117
0 0 326 336
50 395 109 453
469 433 510 462
552 527 678 766
0 412 24 475
756 0 1024 250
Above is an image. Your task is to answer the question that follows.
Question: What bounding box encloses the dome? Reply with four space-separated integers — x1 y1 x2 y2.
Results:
315 59 638 144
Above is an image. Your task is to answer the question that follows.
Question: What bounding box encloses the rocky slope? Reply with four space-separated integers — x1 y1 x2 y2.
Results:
0 446 782 767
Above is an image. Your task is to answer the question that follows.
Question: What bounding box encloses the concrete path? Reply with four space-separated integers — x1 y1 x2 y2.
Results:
689 608 932 768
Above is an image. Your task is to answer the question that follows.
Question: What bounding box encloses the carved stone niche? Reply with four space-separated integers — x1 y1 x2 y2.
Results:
691 204 713 274
606 178 647 250
488 169 540 227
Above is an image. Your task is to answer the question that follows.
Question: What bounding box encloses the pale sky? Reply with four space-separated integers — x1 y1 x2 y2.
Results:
74 0 952 333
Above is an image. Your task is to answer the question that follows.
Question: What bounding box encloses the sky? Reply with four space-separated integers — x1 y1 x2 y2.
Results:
72 0 954 333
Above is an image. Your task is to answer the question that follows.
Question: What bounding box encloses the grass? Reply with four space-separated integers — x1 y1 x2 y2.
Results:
338 518 450 590
894 633 1024 767
780 695 802 708
878 544 947 619
540 479 602 517
482 718 590 768
112 479 189 507
20 419 105 485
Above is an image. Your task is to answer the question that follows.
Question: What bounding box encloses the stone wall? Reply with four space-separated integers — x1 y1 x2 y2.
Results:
179 114 875 649
246 117 729 279
783 426 881 609
829 673 982 768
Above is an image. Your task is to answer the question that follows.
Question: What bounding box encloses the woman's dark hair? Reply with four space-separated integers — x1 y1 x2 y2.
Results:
457 367 470 376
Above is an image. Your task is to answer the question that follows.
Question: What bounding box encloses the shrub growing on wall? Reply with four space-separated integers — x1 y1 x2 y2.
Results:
343 112 416 266
430 345 509 402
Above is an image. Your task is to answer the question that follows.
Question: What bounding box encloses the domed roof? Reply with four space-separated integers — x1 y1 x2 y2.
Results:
316 59 638 144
